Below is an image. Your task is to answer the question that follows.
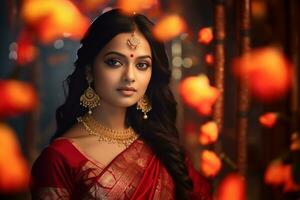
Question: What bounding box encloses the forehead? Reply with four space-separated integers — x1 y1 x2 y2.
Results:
99 31 151 57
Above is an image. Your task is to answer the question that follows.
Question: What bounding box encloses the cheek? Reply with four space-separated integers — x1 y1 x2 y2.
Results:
93 69 118 93
139 70 152 91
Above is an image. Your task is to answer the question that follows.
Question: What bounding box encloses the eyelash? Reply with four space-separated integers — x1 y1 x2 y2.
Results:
104 58 122 67
136 62 150 70
104 58 151 70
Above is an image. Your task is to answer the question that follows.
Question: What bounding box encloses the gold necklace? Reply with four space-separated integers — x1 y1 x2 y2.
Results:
77 115 138 147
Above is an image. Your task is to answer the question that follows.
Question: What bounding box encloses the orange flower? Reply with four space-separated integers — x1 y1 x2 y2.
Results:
200 150 222 177
0 80 38 117
205 53 214 65
179 74 219 116
259 112 278 128
265 161 300 192
233 47 292 102
198 27 213 45
152 15 186 41
21 0 90 44
0 123 30 193
116 0 157 15
16 29 38 65
198 121 219 145
264 161 288 186
216 173 245 200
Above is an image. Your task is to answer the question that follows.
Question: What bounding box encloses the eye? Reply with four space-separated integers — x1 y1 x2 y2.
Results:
136 62 151 70
104 58 123 67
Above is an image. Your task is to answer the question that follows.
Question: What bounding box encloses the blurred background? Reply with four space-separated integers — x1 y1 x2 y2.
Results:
0 0 299 199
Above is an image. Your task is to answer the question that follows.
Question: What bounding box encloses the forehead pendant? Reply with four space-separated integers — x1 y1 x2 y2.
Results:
127 32 140 50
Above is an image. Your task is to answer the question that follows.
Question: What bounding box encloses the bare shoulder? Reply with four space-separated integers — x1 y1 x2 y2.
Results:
59 123 98 148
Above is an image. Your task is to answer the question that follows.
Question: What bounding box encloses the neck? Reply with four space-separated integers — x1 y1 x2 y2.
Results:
91 101 127 131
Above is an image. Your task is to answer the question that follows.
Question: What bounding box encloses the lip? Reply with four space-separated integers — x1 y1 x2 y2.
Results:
117 86 137 92
117 86 137 96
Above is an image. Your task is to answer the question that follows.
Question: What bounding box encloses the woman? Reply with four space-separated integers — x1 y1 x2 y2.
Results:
31 9 212 200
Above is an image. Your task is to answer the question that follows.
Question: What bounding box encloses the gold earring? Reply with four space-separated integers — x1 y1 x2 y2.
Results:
137 95 152 119
80 73 100 115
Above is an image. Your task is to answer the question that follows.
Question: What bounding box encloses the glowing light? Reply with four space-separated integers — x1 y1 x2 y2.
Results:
198 121 219 145
233 47 292 102
172 56 182 67
251 1 267 19
182 57 193 68
21 0 90 44
205 53 214 65
216 173 245 200
198 27 213 45
16 29 38 65
153 15 186 41
116 0 157 15
0 80 38 118
200 150 222 177
54 39 64 49
264 161 300 192
172 68 182 80
179 74 219 116
259 112 278 128
0 123 30 193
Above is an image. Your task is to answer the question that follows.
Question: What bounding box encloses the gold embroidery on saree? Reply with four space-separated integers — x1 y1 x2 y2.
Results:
78 139 174 199
32 187 70 200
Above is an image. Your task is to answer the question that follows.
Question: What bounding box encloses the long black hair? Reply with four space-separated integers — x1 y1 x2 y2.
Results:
51 9 193 199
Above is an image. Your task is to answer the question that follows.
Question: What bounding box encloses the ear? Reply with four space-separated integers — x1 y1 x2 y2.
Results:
85 65 93 82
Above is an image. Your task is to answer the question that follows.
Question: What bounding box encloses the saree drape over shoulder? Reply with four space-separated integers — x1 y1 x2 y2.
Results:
31 138 212 200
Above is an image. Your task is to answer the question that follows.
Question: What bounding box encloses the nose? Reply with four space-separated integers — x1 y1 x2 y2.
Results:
123 64 136 83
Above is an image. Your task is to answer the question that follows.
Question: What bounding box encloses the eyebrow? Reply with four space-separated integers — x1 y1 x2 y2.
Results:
104 51 152 60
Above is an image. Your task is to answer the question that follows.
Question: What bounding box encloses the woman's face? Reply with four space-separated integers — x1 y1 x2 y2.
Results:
92 30 152 108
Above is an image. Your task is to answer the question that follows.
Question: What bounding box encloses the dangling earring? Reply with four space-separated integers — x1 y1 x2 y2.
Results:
80 70 100 115
137 95 152 119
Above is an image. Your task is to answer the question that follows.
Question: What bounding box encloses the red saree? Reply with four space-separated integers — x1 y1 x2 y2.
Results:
31 138 212 199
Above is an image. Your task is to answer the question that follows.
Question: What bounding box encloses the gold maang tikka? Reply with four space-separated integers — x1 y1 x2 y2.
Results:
80 67 101 114
127 31 140 50
137 95 152 119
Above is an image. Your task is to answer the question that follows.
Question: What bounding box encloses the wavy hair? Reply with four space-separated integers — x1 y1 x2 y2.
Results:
51 9 193 199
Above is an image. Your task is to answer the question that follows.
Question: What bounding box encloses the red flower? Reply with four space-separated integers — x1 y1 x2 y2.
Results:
264 161 300 192
152 15 186 42
179 74 219 116
16 29 38 65
216 173 245 200
264 161 287 186
259 112 278 128
0 80 38 118
200 150 222 177
233 47 292 102
205 53 214 65
0 123 30 193
198 121 219 145
198 27 213 45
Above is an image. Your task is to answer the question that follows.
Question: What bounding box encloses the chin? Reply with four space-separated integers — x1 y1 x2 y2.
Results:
113 99 138 108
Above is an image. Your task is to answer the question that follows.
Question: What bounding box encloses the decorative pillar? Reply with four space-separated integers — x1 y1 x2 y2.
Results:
213 0 225 137
236 0 251 176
